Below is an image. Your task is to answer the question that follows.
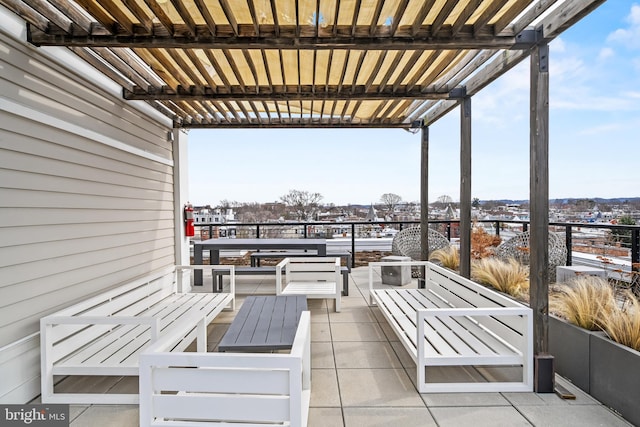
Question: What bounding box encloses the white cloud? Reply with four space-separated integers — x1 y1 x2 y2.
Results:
551 37 567 53
606 4 640 49
598 47 615 61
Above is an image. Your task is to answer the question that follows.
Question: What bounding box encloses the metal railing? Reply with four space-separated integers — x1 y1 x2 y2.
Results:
194 219 640 271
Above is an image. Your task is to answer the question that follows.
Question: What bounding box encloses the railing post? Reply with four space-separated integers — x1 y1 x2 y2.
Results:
495 221 500 237
565 225 572 266
256 224 260 239
632 229 639 271
303 223 308 238
351 223 356 268
523 223 528 233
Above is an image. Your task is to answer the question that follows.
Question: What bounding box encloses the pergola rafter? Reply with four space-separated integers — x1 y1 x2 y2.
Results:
0 0 599 128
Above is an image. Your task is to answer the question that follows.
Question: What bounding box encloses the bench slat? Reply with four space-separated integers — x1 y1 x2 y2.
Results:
58 294 230 369
281 282 337 297
152 394 291 423
152 367 291 394
408 290 518 357
426 275 528 350
374 290 419 353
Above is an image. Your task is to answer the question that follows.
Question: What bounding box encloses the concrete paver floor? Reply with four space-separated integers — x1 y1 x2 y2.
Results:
52 267 632 427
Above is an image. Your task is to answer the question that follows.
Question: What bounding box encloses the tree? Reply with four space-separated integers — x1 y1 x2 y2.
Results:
380 193 402 216
280 189 323 221
433 194 454 209
437 195 453 204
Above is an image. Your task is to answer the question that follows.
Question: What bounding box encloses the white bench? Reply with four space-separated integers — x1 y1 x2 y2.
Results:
40 265 235 404
368 260 533 393
276 257 341 312
139 311 311 427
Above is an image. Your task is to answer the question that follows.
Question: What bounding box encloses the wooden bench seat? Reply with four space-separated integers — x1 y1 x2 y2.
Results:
251 250 352 270
368 260 533 393
139 311 311 427
40 265 235 404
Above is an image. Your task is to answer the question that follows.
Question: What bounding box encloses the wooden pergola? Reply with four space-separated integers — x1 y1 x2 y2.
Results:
2 0 605 391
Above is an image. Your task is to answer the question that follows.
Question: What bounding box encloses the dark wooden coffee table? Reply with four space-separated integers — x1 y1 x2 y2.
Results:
218 295 307 352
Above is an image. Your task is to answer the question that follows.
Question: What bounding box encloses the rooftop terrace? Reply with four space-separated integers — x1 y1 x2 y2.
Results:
39 267 633 427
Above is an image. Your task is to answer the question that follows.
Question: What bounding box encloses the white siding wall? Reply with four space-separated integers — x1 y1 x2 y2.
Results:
0 9 177 402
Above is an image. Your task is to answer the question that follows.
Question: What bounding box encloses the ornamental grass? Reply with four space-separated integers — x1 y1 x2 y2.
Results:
598 292 640 352
550 276 617 331
429 246 459 271
471 257 529 301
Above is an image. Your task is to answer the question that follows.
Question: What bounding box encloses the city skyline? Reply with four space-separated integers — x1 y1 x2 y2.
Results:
188 2 640 206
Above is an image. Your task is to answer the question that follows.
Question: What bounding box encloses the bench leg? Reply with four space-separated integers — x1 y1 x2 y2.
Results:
342 272 349 296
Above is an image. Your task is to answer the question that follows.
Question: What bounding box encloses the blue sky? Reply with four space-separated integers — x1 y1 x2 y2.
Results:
188 2 639 206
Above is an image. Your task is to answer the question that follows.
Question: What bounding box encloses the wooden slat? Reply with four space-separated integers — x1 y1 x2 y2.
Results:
1 0 50 32
193 0 216 35
168 0 196 36
271 0 280 37
218 0 238 36
120 0 153 34
473 0 507 36
451 0 482 37
389 0 409 36
411 0 438 36
368 0 384 36
493 0 531 34
90 0 134 35
69 47 135 91
142 0 174 35
45 0 92 34
23 0 76 33
350 0 361 37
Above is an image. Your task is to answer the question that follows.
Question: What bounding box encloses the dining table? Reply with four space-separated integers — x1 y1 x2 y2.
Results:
192 237 327 285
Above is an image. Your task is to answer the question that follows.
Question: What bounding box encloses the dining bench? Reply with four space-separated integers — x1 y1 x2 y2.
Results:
40 265 235 404
211 264 351 295
368 260 533 393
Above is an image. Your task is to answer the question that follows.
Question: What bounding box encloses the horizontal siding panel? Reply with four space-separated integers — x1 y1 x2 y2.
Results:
0 124 173 179
0 258 176 346
0 228 175 268
0 210 173 231
0 188 175 210
0 238 175 299
0 146 174 193
0 169 173 202
0 38 172 159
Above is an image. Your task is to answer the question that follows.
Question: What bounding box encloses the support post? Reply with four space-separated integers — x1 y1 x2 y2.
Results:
420 126 429 287
420 126 430 261
530 41 554 392
172 129 192 288
459 97 472 278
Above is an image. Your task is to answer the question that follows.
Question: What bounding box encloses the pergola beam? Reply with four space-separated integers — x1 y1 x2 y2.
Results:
124 85 456 101
27 26 518 50
179 120 413 129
